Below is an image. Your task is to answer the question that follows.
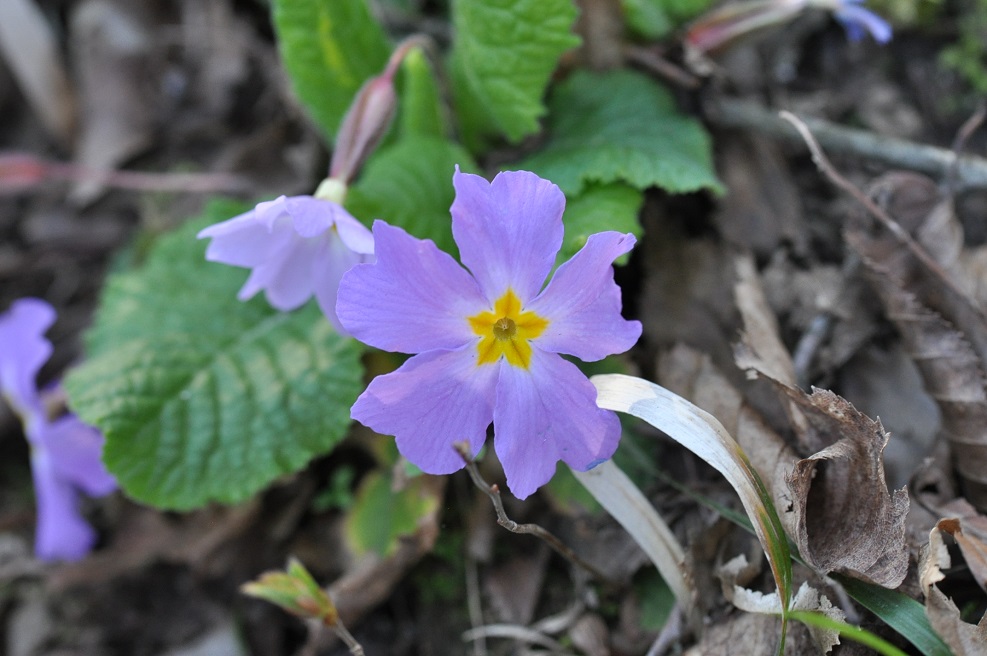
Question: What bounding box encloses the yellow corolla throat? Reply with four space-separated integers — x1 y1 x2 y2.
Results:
468 289 549 369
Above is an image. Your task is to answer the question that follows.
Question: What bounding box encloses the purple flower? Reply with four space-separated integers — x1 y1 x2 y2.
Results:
197 194 375 331
0 299 116 562
830 0 892 43
337 170 642 499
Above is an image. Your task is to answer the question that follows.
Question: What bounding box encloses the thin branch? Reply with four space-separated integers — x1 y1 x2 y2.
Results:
778 111 966 286
705 97 987 191
453 442 619 588
623 45 702 90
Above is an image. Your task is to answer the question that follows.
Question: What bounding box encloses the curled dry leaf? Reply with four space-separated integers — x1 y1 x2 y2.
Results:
734 254 910 588
920 519 987 654
846 171 987 510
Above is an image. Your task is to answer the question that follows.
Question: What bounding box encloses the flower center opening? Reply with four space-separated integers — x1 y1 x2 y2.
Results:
468 289 549 370
493 317 517 340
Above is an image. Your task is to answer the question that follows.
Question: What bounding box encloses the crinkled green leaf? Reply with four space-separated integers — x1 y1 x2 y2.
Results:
451 0 580 143
346 135 478 256
272 0 390 141
520 70 723 196
399 47 447 139
65 203 364 510
560 183 643 265
344 472 441 557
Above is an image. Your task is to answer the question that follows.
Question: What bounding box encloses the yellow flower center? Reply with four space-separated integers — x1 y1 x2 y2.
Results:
468 289 549 369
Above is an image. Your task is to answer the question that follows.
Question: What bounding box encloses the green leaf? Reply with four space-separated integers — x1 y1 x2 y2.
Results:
559 183 643 265
789 611 909 656
65 203 364 510
621 0 674 39
835 576 953 656
450 0 580 143
398 47 447 139
344 472 441 557
271 0 390 141
520 69 724 196
242 557 339 625
346 135 478 256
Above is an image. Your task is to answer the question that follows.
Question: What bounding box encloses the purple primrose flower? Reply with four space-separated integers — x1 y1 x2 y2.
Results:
830 0 892 43
197 194 374 331
0 299 116 562
337 170 642 499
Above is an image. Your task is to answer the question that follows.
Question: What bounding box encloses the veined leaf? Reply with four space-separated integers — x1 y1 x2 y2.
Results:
450 0 580 143
65 204 364 509
272 0 390 141
520 70 723 196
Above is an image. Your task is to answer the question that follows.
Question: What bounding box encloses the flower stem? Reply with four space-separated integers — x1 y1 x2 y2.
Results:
453 442 619 588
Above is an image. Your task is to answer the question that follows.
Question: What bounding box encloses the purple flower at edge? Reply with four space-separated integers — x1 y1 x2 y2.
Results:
197 194 375 332
0 299 116 562
336 169 643 499
832 0 892 43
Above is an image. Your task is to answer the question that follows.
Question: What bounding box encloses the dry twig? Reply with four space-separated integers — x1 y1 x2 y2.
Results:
453 442 619 588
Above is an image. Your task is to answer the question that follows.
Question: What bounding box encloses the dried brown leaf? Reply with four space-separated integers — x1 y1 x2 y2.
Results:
920 520 987 654
847 174 987 510
733 256 910 587
714 136 809 257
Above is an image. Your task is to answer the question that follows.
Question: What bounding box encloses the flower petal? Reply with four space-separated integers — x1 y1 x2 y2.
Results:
333 211 375 256
835 5 891 43
38 415 116 497
237 236 322 311
31 452 97 561
0 298 55 420
198 209 294 268
351 346 498 474
528 232 642 361
451 169 564 303
493 349 621 499
313 234 367 333
337 221 487 353
280 195 338 238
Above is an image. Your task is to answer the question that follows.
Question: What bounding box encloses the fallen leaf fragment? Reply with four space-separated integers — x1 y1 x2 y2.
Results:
0 0 76 142
719 554 844 654
920 520 987 654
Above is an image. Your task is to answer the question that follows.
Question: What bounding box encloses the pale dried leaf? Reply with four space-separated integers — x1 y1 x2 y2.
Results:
69 0 157 203
735 254 797 387
589 374 792 610
571 460 691 611
0 0 75 142
657 344 799 541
